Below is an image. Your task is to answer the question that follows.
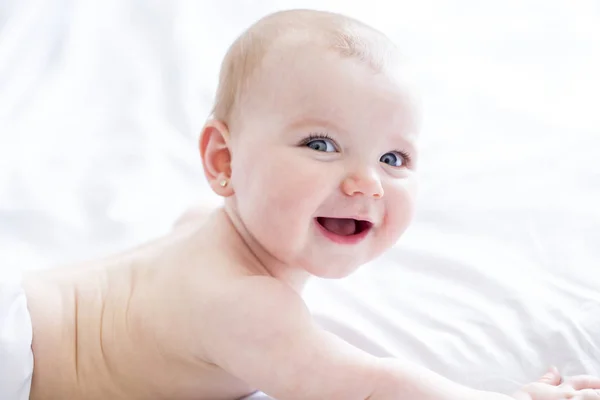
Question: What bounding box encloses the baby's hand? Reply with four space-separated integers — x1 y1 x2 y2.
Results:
513 367 600 400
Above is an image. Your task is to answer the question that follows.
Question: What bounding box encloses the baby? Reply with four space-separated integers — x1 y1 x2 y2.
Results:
15 8 600 400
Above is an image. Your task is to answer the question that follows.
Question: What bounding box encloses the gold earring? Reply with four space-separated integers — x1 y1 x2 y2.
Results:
219 179 228 187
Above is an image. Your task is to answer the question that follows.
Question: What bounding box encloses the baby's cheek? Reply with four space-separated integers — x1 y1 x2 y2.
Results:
241 164 307 221
382 181 417 242
269 157 329 203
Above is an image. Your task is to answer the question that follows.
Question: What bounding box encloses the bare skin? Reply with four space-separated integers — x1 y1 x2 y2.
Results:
21 10 600 400
24 210 256 400
21 208 600 400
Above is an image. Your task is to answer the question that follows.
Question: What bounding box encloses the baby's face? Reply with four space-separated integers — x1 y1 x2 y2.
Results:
228 48 418 278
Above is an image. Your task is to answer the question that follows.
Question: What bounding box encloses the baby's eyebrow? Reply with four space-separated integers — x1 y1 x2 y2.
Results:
392 132 419 154
286 116 347 134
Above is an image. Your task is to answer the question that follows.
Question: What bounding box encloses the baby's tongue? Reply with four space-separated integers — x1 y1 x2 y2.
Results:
320 217 356 236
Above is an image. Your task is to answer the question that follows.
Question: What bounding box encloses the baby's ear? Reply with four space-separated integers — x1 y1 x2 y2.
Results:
199 119 234 197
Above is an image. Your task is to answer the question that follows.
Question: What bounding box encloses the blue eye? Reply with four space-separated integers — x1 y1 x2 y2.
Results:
380 151 407 167
306 138 336 152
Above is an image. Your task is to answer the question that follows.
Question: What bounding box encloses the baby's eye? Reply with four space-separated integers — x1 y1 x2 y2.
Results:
306 138 336 152
380 151 407 167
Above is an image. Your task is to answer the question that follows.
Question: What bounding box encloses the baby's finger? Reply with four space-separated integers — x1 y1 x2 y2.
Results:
566 376 600 391
538 366 562 385
569 388 600 399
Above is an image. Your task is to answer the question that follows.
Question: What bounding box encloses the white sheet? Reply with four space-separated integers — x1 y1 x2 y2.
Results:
0 270 33 400
1 1 599 398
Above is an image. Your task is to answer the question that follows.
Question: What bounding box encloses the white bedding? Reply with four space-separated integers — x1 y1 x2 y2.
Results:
1 1 599 398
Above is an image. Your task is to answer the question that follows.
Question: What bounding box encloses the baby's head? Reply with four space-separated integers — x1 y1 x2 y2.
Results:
200 9 419 279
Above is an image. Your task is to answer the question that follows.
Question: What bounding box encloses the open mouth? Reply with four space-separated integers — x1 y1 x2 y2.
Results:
316 217 373 237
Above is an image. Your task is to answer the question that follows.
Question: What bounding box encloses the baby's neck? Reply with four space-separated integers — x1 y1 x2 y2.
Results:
212 206 311 293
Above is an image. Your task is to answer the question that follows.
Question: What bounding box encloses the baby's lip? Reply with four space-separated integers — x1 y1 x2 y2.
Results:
348 215 374 225
315 217 374 233
314 217 373 244
317 214 374 224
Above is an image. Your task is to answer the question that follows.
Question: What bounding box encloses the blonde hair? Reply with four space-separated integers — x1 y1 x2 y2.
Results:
211 9 399 124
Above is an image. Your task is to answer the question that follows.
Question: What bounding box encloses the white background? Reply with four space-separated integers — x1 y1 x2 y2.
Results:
1 0 599 395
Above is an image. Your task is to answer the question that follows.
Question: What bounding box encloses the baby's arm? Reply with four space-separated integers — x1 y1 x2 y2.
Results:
202 276 510 400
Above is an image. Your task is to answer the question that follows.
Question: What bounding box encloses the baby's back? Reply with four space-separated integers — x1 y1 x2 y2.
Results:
23 217 259 400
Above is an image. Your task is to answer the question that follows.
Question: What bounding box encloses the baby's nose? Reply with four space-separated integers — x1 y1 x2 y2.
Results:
341 170 384 198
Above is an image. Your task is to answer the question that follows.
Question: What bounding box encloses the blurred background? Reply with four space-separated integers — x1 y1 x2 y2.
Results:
1 1 600 393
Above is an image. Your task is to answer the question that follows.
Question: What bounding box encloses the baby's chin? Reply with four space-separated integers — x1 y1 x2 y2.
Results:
302 247 393 280
300 258 366 280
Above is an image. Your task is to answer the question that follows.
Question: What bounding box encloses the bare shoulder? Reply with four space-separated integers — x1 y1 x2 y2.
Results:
218 275 306 308
200 275 390 399
202 275 311 346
